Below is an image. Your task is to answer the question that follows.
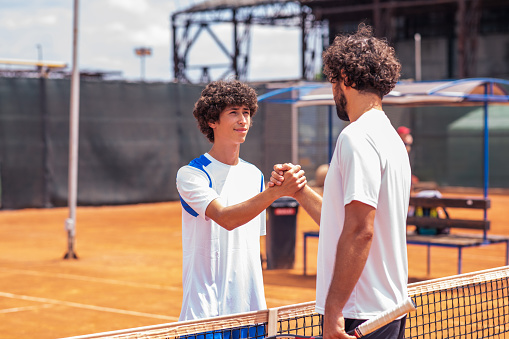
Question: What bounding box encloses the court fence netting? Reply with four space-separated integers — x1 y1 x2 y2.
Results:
64 266 509 339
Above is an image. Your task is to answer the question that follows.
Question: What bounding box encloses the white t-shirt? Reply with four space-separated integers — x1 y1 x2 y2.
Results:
176 153 267 321
315 109 411 319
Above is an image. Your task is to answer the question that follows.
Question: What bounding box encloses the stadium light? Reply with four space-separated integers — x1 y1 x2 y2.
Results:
134 47 152 81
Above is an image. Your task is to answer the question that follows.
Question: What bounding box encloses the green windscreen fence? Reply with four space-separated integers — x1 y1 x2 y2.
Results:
1 77 509 210
0 78 207 209
0 77 273 210
394 105 509 189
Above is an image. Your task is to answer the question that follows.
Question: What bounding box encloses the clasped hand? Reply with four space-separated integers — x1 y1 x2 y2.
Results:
267 163 306 196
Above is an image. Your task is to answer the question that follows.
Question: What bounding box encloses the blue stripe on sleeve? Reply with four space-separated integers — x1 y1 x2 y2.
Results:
179 194 199 217
179 154 213 217
188 154 213 188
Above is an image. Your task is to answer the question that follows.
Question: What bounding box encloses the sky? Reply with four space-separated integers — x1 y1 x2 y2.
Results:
0 0 319 83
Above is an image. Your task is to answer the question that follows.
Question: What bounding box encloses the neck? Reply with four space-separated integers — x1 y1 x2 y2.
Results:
208 141 241 165
347 92 383 122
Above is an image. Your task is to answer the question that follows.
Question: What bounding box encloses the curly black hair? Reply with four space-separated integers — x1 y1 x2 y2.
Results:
193 79 258 143
322 23 401 98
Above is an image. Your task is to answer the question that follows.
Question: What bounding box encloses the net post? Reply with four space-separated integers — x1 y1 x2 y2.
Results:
267 307 278 336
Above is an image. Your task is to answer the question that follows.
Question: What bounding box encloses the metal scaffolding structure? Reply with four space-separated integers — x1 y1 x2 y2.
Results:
172 0 508 83
171 0 324 83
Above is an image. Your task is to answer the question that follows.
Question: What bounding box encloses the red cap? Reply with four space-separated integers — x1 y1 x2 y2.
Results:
397 126 411 135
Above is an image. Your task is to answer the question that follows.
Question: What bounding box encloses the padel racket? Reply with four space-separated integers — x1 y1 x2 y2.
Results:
265 296 416 338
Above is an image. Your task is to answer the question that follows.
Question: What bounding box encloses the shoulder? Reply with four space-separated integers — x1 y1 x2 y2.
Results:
177 155 213 184
338 124 366 149
177 164 206 179
188 154 213 171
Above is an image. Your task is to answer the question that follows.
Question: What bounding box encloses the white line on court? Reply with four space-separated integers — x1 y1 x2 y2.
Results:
1 267 181 292
0 303 54 314
0 291 179 321
1 268 305 311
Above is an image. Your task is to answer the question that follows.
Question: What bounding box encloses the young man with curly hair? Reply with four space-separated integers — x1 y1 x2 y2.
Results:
176 79 306 321
270 24 411 338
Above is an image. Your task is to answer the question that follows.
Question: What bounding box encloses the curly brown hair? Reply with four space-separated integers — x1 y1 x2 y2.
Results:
322 23 401 98
193 79 258 143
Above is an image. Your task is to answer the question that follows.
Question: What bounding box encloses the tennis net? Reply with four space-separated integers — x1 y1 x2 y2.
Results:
64 266 509 339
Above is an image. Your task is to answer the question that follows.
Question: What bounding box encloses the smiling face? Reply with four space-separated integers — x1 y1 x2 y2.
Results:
208 105 251 145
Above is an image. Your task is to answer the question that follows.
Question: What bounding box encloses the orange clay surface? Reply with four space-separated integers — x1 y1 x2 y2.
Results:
0 190 508 338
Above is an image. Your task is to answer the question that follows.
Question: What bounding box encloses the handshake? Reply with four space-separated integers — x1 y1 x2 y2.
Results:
266 163 307 198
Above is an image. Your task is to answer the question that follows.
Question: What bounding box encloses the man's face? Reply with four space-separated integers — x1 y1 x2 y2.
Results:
209 105 251 144
332 81 349 122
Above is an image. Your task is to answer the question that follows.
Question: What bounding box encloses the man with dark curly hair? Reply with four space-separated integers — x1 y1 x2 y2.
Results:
176 79 306 321
270 24 411 338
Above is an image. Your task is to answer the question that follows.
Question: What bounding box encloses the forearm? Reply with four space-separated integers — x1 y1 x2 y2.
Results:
294 185 322 225
207 167 307 230
206 189 280 231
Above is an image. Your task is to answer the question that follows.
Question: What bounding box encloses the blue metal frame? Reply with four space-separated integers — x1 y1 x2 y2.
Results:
406 237 509 275
258 78 509 199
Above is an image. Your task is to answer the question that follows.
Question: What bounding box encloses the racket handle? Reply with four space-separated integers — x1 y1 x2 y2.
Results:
346 297 416 338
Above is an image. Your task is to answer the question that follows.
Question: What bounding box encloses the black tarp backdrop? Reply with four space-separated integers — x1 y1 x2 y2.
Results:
0 77 49 208
3 77 508 210
0 78 201 209
0 77 272 210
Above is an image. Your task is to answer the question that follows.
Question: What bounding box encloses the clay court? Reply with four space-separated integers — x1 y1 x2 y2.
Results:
1 190 508 338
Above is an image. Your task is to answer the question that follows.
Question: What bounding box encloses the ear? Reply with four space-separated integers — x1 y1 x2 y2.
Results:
339 69 353 87
208 120 217 129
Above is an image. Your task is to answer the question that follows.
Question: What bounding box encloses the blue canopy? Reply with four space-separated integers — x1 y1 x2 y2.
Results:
258 78 509 200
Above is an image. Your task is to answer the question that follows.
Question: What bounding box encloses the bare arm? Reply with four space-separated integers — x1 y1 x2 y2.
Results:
206 165 306 231
294 185 322 225
269 163 323 225
323 201 375 339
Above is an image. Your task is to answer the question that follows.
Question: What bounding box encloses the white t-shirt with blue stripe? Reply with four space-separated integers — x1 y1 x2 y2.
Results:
176 153 266 321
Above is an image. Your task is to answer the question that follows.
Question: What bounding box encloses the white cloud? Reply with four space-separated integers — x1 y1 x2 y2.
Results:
132 24 170 46
105 22 127 32
108 0 149 13
39 14 58 25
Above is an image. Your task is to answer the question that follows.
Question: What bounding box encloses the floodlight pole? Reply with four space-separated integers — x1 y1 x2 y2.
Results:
135 47 152 81
64 0 80 260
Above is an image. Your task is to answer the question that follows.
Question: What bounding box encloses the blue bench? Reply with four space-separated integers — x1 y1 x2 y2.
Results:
303 196 509 276
407 196 509 276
